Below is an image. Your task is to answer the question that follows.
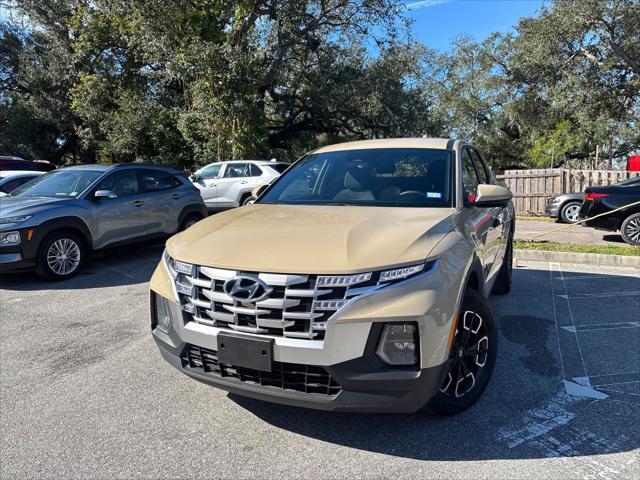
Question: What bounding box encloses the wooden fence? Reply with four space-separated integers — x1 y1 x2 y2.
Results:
496 168 640 214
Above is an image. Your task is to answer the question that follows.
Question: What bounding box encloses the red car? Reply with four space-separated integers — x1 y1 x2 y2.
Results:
0 156 56 172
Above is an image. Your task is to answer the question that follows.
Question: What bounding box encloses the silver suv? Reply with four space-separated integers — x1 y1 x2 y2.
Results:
0 164 206 280
192 160 288 210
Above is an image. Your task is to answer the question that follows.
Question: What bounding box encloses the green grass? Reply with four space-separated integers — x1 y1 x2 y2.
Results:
514 239 640 256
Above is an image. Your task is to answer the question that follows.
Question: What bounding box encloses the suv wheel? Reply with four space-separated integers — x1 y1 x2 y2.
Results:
492 237 512 295
35 231 85 281
560 201 581 223
423 289 498 416
240 193 253 206
179 213 203 231
621 213 640 246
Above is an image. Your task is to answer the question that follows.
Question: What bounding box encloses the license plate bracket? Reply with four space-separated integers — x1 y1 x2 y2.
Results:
217 333 274 372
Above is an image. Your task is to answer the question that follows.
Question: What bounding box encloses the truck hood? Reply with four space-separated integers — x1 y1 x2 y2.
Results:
167 204 458 274
0 196 70 217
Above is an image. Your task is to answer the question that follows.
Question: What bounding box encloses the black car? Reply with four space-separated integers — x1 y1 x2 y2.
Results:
579 176 640 245
545 192 584 223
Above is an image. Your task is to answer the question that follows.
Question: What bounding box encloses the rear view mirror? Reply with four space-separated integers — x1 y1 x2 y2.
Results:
94 190 117 200
474 184 512 208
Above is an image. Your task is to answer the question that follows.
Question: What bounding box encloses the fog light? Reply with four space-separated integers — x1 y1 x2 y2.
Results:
155 294 172 334
0 231 21 246
376 323 418 366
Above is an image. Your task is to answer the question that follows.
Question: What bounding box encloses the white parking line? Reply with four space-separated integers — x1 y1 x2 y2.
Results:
558 291 640 299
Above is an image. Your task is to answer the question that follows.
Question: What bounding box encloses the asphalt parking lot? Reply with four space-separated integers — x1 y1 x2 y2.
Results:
1 246 638 479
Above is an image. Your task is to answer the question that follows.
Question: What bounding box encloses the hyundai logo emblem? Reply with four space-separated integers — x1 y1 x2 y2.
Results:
223 275 272 302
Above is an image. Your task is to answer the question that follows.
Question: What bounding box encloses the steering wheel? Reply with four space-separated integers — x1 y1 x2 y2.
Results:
399 190 424 199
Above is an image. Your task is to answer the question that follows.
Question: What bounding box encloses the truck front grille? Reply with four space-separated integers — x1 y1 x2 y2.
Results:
174 265 381 340
181 344 342 396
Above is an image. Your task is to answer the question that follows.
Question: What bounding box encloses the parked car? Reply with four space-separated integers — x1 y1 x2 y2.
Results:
0 171 45 196
545 192 584 223
0 156 56 172
0 164 206 280
579 176 640 245
151 138 514 415
191 160 289 210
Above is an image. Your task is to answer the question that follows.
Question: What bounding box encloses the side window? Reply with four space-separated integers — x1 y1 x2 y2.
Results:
470 149 490 184
199 164 222 180
223 163 249 178
139 170 180 192
461 148 480 202
249 163 263 177
97 170 139 197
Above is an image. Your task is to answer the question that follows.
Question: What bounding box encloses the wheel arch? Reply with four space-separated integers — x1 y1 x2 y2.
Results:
464 256 484 295
31 217 93 254
178 203 206 226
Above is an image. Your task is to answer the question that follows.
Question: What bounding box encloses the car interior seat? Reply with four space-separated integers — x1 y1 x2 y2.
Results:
333 166 375 202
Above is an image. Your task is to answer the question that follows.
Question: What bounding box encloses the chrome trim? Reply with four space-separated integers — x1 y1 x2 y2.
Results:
172 258 439 341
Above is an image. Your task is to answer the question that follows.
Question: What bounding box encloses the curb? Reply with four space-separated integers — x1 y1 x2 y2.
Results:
514 249 640 268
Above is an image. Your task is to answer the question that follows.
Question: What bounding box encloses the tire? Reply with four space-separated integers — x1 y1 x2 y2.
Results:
560 201 581 224
35 231 86 281
422 288 498 416
239 193 253 206
620 212 640 246
179 213 202 231
492 237 513 295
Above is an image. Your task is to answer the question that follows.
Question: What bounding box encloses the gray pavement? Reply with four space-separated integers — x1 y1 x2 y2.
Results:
1 246 639 479
515 220 633 247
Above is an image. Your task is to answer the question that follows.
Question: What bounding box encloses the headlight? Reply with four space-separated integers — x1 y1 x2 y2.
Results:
163 248 194 278
376 322 418 366
0 215 32 225
380 262 433 283
0 231 21 246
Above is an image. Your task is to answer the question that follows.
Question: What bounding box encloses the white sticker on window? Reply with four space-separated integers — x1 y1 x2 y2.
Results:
426 192 442 199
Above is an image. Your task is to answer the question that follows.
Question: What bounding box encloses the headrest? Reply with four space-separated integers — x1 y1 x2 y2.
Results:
344 165 373 190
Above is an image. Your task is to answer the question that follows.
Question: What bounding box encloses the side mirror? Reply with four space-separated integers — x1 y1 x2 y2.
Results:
474 184 512 207
252 184 269 199
191 173 200 182
94 190 117 200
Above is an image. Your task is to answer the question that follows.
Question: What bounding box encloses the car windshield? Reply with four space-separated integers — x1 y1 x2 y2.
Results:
259 148 453 207
11 169 103 198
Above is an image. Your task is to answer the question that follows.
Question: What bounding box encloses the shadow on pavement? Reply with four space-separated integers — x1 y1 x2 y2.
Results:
602 234 627 244
0 242 164 291
230 266 640 461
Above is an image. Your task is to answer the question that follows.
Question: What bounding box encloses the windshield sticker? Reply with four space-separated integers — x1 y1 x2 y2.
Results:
426 192 442 199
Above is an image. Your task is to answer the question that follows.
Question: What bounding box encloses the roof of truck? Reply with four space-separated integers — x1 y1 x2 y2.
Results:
314 138 456 154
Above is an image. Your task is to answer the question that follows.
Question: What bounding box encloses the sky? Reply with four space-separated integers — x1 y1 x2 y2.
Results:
405 0 546 51
1 1 546 52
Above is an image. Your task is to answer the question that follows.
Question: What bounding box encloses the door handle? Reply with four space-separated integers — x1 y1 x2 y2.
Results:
132 200 144 207
171 193 180 199
240 180 248 184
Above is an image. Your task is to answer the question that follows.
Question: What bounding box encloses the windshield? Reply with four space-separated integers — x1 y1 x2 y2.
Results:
260 148 453 207
11 169 103 198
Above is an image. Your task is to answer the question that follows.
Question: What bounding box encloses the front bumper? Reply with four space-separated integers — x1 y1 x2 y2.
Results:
0 228 39 272
149 256 462 412
545 199 560 218
153 319 448 413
